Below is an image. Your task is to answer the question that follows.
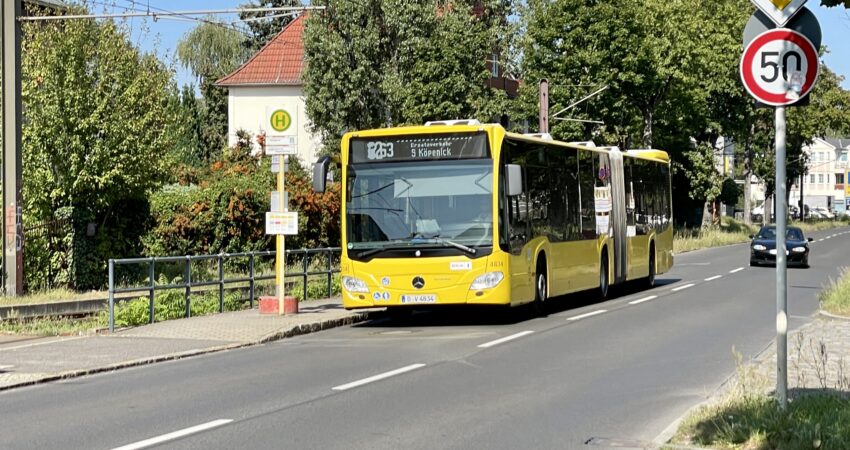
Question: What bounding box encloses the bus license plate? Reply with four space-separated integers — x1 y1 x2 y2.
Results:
401 294 437 304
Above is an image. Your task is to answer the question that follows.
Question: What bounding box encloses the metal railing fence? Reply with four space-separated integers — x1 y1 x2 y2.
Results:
107 248 341 332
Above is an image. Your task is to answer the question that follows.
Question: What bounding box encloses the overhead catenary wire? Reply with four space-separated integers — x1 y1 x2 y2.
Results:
115 0 251 34
18 5 325 21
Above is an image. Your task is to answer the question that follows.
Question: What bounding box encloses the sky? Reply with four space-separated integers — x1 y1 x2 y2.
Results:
100 1 850 90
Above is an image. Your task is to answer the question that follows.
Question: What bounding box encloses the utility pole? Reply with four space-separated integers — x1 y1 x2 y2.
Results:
2 0 24 296
538 79 548 134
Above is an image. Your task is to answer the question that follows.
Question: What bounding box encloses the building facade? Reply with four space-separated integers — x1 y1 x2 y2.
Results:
216 15 321 168
789 137 850 214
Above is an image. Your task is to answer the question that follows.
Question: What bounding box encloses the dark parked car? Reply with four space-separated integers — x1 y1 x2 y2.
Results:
749 225 812 268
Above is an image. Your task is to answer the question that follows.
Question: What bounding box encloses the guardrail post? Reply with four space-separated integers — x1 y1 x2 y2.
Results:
327 249 333 298
249 252 255 308
185 256 192 318
108 259 115 333
149 258 155 324
218 254 225 313
302 250 309 301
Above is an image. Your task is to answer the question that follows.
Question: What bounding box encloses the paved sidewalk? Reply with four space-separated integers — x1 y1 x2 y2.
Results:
0 297 380 391
751 312 850 393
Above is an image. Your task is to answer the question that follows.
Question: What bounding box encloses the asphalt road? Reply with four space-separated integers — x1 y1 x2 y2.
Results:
2 227 849 450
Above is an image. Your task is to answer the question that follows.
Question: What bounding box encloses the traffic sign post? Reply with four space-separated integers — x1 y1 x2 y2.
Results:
740 4 819 409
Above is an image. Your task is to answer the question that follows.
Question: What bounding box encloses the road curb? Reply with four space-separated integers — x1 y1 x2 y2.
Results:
257 311 376 343
0 310 380 392
818 309 850 321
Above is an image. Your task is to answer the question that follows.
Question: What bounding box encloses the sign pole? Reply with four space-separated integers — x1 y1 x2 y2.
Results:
775 105 788 409
2 0 24 296
276 156 286 315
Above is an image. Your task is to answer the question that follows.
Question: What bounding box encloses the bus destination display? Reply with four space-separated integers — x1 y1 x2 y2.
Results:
350 133 489 163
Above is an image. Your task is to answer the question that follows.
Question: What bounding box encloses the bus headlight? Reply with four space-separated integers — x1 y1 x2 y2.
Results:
470 272 504 290
342 276 369 293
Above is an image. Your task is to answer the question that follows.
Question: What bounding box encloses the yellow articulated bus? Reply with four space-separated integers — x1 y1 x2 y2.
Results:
312 120 673 312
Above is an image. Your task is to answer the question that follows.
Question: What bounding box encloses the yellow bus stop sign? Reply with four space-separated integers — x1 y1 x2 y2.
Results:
270 109 292 133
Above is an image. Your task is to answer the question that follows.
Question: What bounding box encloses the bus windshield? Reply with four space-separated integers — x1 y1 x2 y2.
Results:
346 160 494 252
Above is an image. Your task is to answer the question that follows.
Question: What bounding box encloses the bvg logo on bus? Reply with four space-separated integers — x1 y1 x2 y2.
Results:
269 109 292 133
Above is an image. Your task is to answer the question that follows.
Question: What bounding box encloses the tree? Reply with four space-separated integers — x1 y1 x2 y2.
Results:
821 0 850 7
21 8 186 288
177 21 250 161
518 0 752 225
303 0 512 155
21 12 183 218
238 0 302 52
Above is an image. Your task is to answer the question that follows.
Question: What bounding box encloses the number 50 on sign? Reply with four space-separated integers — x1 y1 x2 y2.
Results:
740 28 819 106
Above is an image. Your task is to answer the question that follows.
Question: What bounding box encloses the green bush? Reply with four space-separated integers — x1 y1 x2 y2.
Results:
142 154 341 258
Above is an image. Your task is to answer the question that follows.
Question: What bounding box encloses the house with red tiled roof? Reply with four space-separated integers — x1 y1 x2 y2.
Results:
216 14 320 165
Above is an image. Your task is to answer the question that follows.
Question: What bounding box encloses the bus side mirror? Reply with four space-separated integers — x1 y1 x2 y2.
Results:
506 164 523 196
313 156 332 193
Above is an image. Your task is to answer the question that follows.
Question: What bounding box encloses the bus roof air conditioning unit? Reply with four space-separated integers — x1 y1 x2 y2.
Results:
568 141 596 147
523 133 553 140
424 119 481 126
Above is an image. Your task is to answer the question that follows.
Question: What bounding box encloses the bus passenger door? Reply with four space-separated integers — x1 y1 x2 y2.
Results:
507 195 533 303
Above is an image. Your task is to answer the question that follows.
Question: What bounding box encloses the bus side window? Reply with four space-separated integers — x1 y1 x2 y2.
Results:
578 149 597 239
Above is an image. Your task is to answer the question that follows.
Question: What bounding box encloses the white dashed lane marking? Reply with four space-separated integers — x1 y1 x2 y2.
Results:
567 310 608 321
628 295 657 305
112 419 233 450
729 267 745 274
477 331 534 348
332 364 426 391
672 283 695 292
704 275 722 281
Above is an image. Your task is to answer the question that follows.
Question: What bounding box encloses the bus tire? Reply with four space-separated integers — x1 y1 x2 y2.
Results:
599 253 609 300
532 258 548 316
646 243 656 288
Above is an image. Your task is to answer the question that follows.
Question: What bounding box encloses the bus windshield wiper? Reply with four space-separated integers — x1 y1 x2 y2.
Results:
433 237 477 255
408 233 476 255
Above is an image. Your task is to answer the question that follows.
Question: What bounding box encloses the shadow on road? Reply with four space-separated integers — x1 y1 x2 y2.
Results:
354 276 682 328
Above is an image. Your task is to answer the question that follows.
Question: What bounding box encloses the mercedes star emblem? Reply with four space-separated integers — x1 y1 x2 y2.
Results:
412 276 425 289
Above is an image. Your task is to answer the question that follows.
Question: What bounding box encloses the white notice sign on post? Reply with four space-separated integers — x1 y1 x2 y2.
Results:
266 136 298 155
265 211 298 235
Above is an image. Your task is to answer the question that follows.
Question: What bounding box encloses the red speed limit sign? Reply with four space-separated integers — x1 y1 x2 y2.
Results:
740 28 819 106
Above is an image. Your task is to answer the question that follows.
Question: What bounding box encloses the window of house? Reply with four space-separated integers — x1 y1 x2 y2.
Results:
819 174 824 183
837 173 845 184
810 174 816 184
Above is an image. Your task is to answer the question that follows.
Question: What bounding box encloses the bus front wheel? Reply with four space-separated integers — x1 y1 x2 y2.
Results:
532 259 548 316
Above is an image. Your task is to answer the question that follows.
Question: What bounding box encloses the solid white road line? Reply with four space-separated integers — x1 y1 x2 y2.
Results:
477 331 535 348
567 310 608 321
332 364 426 391
628 295 657 305
672 283 695 292
729 267 745 273
112 419 233 450
704 275 722 281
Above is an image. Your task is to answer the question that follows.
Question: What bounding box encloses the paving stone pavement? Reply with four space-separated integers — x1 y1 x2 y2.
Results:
0 297 380 391
751 313 850 394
